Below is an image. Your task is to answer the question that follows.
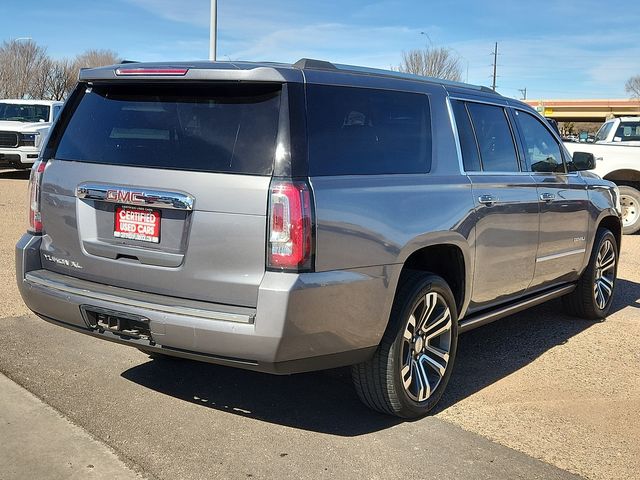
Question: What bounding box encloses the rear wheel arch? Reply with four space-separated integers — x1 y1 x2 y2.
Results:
603 169 640 189
398 243 468 317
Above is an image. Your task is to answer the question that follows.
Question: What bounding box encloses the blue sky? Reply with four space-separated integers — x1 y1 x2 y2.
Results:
3 0 639 99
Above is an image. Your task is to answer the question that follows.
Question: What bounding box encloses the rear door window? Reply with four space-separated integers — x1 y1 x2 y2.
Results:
465 102 519 172
54 83 281 175
306 85 431 175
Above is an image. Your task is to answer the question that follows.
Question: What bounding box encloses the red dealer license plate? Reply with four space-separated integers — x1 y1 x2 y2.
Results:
114 206 161 243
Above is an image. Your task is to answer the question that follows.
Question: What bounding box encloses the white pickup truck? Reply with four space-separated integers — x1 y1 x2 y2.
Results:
564 117 640 234
0 99 63 169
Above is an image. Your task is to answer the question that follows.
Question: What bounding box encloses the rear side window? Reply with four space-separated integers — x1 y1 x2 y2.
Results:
306 85 431 175
54 83 281 175
451 100 481 171
465 102 519 172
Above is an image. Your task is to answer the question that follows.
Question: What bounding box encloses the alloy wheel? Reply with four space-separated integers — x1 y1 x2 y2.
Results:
593 238 616 310
400 292 452 402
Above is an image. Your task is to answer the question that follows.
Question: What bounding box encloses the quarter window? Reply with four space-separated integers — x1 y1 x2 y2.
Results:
465 103 519 172
306 85 431 175
515 110 565 173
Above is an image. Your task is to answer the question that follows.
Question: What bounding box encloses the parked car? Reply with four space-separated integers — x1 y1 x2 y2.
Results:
16 59 622 418
0 99 63 169
564 117 640 234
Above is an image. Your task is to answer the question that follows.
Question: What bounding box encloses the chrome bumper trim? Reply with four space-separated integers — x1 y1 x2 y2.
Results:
24 271 254 324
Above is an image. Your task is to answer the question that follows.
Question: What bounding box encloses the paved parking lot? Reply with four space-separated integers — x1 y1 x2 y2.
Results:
0 169 638 480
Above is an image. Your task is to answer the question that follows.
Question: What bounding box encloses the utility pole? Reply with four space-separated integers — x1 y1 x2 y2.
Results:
518 88 527 100
209 0 217 61
491 42 498 91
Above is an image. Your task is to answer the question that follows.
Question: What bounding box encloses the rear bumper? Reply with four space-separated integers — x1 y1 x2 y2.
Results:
0 148 39 167
16 234 396 373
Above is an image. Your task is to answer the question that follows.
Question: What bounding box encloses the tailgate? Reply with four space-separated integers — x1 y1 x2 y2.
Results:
37 81 282 308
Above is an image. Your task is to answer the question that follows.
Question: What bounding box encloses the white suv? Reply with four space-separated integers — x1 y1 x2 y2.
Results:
0 99 63 169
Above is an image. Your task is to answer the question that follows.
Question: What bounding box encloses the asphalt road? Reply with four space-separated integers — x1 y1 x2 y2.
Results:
0 169 638 480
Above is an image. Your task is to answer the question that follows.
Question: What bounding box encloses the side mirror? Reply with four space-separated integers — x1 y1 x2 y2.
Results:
571 152 596 171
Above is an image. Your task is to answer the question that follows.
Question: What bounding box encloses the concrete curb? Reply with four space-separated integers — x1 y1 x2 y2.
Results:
0 372 144 480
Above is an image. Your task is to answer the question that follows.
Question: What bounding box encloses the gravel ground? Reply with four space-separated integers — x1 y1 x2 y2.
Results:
0 168 638 479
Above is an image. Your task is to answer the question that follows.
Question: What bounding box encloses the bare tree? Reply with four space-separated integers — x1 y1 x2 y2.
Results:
0 39 50 99
47 58 76 100
398 47 462 82
0 41 121 100
626 76 640 99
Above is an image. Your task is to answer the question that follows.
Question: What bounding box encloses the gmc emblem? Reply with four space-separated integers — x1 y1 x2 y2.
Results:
106 190 145 204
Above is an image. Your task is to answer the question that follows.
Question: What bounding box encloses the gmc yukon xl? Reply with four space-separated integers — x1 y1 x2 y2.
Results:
16 59 622 417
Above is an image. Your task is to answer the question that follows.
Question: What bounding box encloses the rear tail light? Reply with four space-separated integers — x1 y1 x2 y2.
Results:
267 180 314 271
28 159 46 234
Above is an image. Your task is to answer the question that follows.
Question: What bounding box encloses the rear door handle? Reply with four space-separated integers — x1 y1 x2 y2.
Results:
478 194 497 205
540 192 556 202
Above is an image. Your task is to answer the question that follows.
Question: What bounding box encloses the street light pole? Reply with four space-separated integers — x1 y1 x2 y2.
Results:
209 0 217 61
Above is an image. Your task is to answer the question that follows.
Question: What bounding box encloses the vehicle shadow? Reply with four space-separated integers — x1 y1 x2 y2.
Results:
0 168 30 180
121 279 640 436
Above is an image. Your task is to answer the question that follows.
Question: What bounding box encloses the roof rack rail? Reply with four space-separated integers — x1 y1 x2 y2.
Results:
293 58 337 70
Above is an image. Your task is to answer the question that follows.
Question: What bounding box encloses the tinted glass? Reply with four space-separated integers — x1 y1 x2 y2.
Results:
466 103 519 172
515 110 565 173
615 122 640 141
451 100 481 171
55 83 281 175
0 103 50 123
595 121 613 142
307 85 431 175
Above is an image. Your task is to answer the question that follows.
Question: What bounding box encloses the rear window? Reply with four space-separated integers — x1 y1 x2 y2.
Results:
615 122 640 141
306 85 431 175
54 83 281 175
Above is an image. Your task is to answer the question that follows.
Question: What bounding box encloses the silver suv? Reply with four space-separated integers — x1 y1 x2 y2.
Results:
16 59 622 418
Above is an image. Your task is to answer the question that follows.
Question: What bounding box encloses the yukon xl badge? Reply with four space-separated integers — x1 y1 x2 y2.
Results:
42 253 83 269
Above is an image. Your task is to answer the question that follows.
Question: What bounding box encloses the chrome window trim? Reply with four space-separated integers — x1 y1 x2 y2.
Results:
446 96 465 175
76 183 194 210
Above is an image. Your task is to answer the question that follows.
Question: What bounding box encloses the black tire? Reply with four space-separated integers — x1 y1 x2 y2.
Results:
619 185 640 235
352 272 458 418
562 228 618 319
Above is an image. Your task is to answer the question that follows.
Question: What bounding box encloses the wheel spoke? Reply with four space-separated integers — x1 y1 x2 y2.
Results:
420 351 446 377
599 278 613 298
414 358 431 401
401 364 412 389
424 309 452 340
416 292 437 332
425 344 450 363
595 283 606 309
404 314 416 341
600 254 615 272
